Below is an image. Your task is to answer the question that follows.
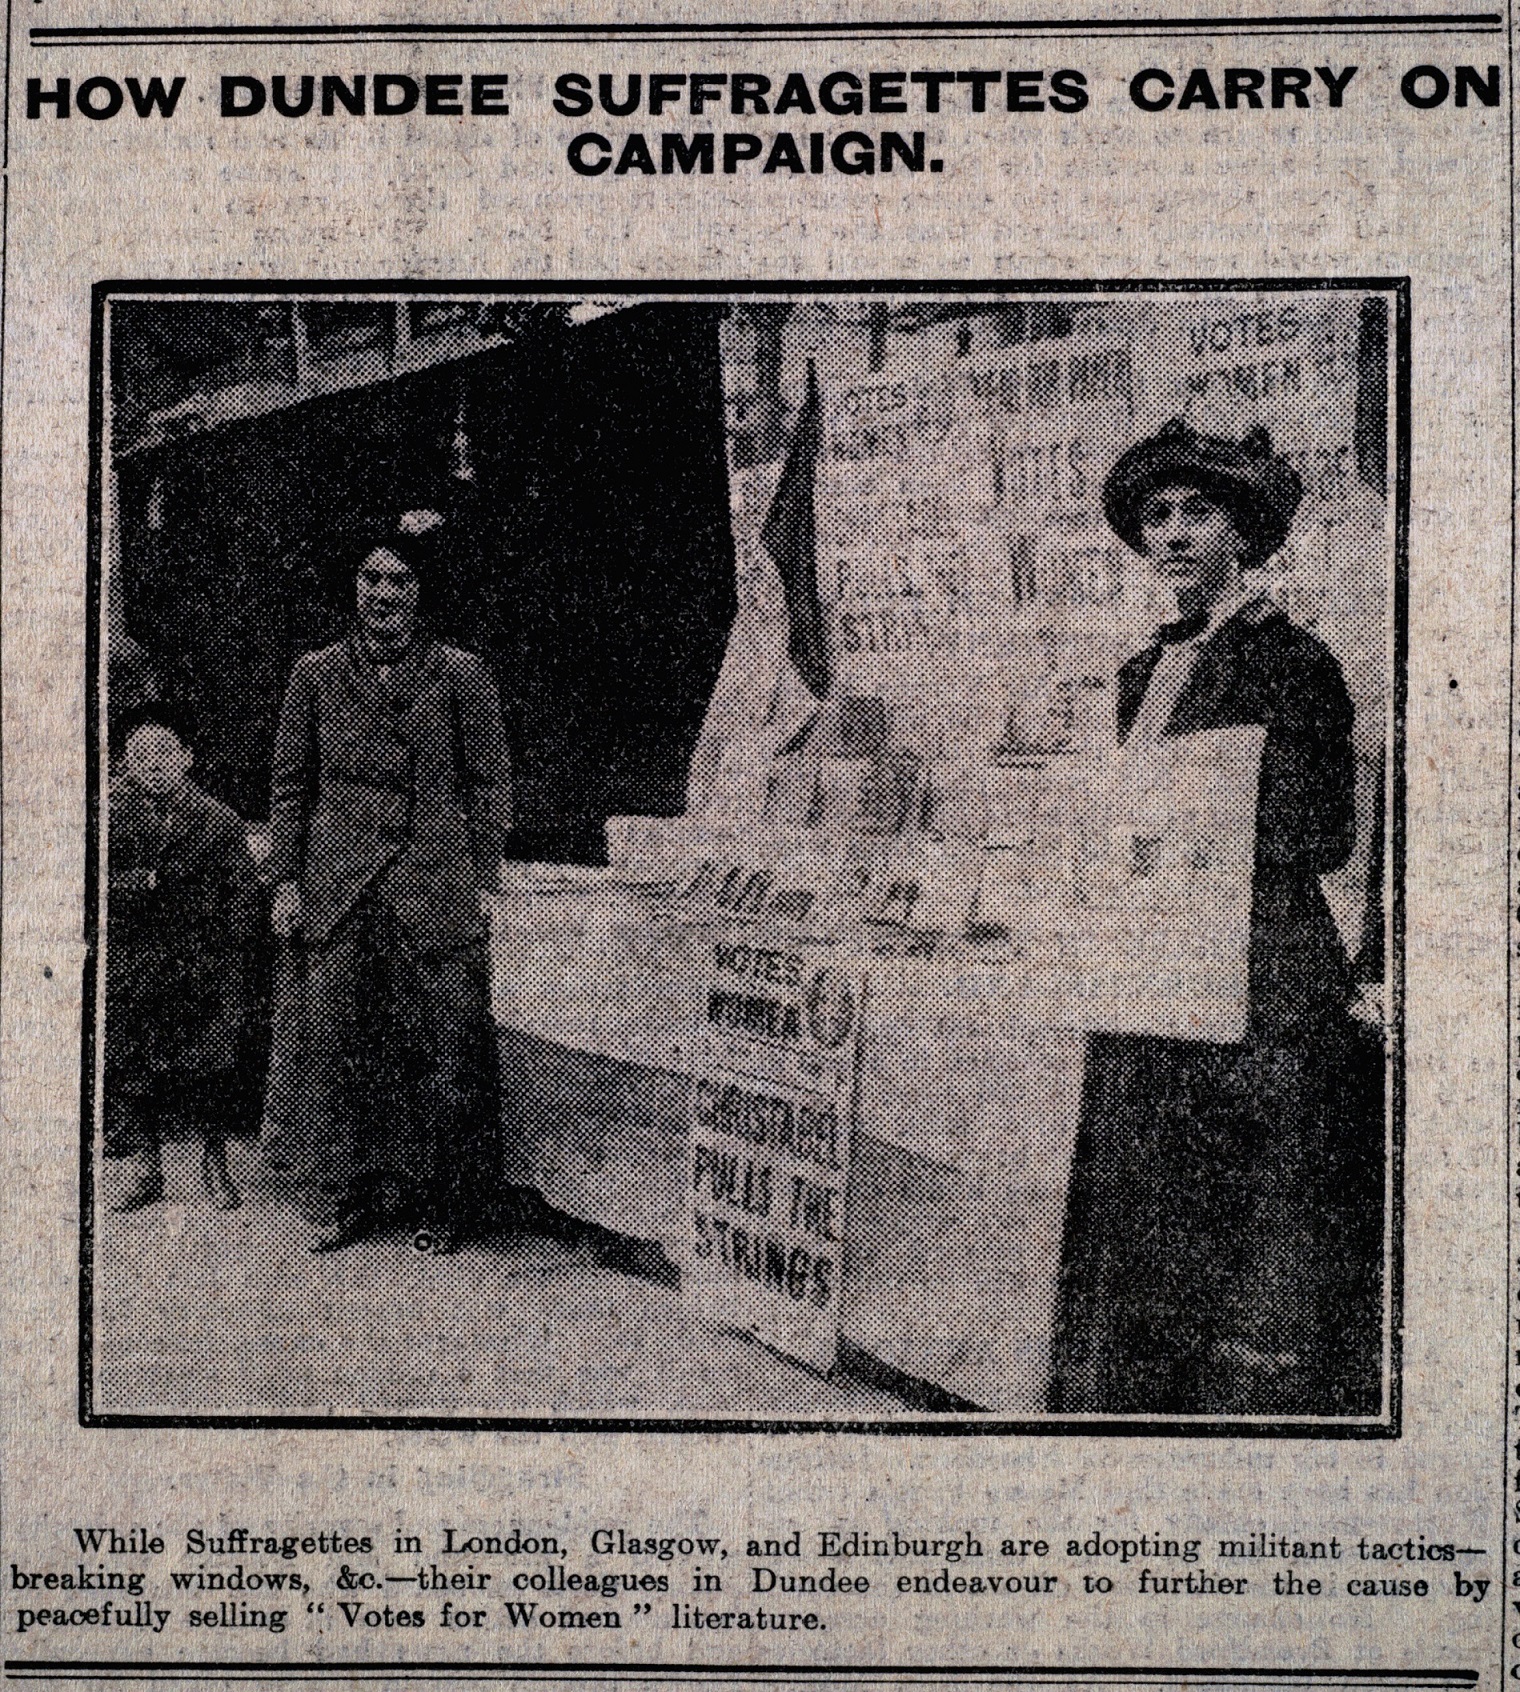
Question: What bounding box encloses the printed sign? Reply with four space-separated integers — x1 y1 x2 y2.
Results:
681 939 865 1372
699 293 1381 811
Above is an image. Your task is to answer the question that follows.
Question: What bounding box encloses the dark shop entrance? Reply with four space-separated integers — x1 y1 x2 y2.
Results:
109 300 738 862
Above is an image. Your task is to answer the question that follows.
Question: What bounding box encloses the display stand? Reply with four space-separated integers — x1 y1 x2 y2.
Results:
487 299 1319 1412
488 720 1260 1412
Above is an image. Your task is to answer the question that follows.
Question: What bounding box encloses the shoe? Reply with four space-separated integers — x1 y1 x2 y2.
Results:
411 1222 461 1257
307 1211 370 1253
109 1155 164 1214
200 1143 241 1211
110 1174 165 1214
1205 1338 1314 1414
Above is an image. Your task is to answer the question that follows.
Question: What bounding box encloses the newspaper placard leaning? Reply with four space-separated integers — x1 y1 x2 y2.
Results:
683 940 864 1374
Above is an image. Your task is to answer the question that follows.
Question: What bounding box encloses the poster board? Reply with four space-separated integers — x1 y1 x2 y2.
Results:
681 938 864 1373
694 292 1388 964
976 724 1268 1040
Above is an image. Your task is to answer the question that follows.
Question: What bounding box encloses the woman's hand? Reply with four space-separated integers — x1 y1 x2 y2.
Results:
271 881 304 940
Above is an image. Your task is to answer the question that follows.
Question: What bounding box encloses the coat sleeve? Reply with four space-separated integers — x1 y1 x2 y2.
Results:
218 813 261 949
1256 637 1357 874
106 784 155 912
455 654 513 886
268 657 316 886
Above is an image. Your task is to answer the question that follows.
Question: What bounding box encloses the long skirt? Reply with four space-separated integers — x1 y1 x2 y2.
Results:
1048 1016 1385 1417
261 899 500 1228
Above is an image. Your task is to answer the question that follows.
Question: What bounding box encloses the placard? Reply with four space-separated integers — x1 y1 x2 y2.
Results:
976 724 1267 1039
681 939 865 1372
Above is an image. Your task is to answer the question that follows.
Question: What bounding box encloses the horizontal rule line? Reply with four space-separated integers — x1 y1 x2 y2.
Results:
25 12 1506 41
24 30 1505 45
93 279 1414 294
0 1665 1487 1680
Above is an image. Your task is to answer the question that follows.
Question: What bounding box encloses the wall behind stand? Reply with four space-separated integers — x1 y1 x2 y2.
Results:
110 301 737 864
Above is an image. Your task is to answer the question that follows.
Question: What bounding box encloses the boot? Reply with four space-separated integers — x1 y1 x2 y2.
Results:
1205 1337 1318 1415
200 1140 241 1211
109 1149 164 1214
411 1221 461 1257
305 1200 371 1254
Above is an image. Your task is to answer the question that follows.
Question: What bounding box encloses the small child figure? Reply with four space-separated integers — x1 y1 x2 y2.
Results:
105 701 259 1212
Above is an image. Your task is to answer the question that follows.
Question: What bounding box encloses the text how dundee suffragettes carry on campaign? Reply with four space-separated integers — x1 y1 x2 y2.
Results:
21 61 1501 179
6 1521 1494 1642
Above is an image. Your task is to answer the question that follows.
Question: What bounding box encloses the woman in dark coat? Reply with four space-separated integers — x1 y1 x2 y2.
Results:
1048 419 1382 1417
104 701 260 1212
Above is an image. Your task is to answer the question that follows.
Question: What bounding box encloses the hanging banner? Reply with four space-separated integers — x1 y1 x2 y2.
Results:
681 938 865 1372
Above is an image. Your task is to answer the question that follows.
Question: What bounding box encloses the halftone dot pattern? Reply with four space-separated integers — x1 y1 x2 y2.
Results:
91 291 1395 1424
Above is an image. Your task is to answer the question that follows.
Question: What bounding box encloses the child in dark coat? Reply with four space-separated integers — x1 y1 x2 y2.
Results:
105 702 259 1212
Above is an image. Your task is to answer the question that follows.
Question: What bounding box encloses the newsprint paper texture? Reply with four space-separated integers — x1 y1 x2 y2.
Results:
0 0 1514 1686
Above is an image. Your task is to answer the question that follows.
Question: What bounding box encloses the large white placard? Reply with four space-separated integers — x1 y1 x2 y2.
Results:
682 938 864 1373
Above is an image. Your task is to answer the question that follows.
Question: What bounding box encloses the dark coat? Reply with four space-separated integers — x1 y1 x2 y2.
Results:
269 634 512 953
1050 596 1380 1417
106 775 259 1092
1115 595 1356 1038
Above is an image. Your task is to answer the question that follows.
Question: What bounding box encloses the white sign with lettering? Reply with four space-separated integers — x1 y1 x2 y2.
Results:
682 939 865 1372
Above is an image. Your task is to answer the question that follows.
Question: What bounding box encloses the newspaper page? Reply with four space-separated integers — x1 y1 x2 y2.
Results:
0 0 1509 1687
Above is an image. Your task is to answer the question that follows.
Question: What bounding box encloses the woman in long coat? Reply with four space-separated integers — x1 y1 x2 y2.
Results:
1048 419 1382 1417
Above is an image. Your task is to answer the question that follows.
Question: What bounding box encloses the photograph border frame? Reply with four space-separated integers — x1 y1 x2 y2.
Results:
78 275 1411 1439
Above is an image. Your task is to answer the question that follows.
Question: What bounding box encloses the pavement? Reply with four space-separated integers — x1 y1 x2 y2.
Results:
90 1140 908 1421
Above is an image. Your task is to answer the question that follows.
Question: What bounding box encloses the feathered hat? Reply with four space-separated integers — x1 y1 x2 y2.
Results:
1101 418 1304 566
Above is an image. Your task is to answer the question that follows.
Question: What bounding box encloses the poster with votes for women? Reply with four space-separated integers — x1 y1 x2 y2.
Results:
684 943 863 1373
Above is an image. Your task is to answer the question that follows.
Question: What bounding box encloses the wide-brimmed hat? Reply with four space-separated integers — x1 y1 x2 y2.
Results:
1102 418 1303 566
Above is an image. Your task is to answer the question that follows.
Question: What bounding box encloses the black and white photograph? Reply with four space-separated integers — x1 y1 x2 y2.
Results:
84 283 1403 1430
